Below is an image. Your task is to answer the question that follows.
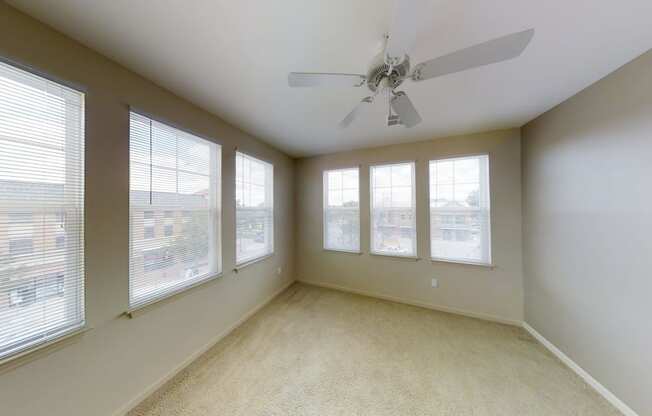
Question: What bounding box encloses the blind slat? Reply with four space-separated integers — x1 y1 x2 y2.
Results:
0 60 85 361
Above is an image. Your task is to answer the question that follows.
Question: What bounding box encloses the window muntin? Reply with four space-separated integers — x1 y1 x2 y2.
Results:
323 168 360 252
235 152 273 264
429 155 491 264
0 60 85 360
129 112 221 309
370 162 417 257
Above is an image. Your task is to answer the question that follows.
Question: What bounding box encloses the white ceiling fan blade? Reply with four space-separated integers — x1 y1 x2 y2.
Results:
339 97 373 128
412 29 535 81
385 0 431 63
288 72 366 88
391 92 421 128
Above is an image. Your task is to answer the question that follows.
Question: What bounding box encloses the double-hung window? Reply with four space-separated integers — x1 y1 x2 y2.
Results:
235 152 273 265
323 168 360 252
370 162 417 257
0 60 85 360
129 112 221 309
429 155 491 265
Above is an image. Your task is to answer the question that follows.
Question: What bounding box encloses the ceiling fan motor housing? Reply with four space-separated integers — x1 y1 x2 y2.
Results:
366 52 410 92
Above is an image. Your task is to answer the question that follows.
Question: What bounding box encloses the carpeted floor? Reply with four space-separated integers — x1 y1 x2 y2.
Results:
128 283 619 416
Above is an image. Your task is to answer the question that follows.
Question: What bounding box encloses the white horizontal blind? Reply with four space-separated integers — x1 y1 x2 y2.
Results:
323 168 359 252
370 162 417 257
0 60 85 360
429 155 491 264
129 112 220 309
235 152 273 264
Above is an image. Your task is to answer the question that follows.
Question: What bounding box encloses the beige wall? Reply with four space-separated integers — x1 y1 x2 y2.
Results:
522 50 652 415
295 129 524 324
0 4 295 416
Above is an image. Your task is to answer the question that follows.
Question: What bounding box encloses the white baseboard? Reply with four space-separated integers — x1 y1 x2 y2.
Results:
113 279 295 416
298 279 522 326
522 322 638 416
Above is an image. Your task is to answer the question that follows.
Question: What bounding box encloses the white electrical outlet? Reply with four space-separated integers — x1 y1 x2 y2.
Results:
277 267 282 276
431 278 439 288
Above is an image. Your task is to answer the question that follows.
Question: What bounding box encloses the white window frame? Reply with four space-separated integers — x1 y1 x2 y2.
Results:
128 111 222 311
428 154 492 266
322 167 361 253
235 151 274 266
369 161 417 258
0 59 86 362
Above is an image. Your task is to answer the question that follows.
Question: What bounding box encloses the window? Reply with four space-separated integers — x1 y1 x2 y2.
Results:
429 155 491 264
0 60 85 360
235 152 273 264
323 168 360 252
370 162 417 257
129 112 221 309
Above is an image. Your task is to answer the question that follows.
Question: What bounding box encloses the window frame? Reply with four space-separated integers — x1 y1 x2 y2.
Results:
369 161 418 259
322 167 361 254
127 110 223 312
0 58 87 363
427 153 492 267
234 151 274 267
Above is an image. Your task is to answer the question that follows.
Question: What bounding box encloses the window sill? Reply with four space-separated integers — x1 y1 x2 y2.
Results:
0 324 91 371
234 253 274 272
126 272 224 317
369 252 421 261
431 258 494 269
323 248 363 255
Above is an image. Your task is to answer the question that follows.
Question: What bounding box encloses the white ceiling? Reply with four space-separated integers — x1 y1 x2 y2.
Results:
8 0 652 157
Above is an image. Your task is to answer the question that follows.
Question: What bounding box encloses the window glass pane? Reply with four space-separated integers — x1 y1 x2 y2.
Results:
236 152 274 264
373 166 392 187
429 155 491 264
341 170 358 188
436 160 454 184
392 187 412 207
328 189 343 207
370 162 416 257
454 157 479 184
391 164 412 186
129 112 221 309
323 168 359 252
0 60 85 360
342 189 358 206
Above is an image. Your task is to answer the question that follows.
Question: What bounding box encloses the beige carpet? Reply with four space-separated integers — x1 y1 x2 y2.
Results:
129 283 619 416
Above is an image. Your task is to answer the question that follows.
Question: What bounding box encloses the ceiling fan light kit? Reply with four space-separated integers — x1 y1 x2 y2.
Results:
288 1 534 129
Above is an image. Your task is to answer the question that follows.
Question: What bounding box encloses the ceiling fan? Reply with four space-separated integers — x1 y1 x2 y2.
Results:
288 0 534 129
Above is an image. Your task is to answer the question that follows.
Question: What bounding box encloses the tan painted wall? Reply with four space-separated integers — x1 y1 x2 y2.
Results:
0 4 295 416
295 129 524 324
522 50 652 415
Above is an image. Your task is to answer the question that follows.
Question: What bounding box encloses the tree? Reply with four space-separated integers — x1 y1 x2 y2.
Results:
466 189 479 207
